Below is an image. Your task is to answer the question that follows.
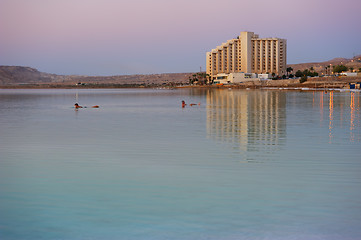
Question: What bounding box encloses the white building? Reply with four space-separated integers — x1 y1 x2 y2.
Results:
213 72 259 84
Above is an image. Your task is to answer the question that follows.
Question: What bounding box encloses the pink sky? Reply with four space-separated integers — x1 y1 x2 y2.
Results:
1 0 360 75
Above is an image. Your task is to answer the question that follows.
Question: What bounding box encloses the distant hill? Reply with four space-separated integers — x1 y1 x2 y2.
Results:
0 66 56 85
2 56 361 86
288 55 361 74
0 66 192 86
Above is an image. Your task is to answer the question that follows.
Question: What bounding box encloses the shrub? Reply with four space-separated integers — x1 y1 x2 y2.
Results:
295 70 303 77
300 76 308 83
333 65 348 73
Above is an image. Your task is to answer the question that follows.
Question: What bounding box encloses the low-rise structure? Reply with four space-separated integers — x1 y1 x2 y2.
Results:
258 73 271 80
341 72 358 77
213 72 259 84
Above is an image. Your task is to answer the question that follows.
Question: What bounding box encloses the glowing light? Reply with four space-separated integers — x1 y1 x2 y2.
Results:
350 92 355 141
328 91 334 143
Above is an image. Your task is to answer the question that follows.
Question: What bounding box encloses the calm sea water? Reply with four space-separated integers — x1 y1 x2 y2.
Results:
0 88 360 240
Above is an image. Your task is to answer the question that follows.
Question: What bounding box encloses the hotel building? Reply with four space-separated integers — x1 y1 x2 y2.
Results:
206 31 287 79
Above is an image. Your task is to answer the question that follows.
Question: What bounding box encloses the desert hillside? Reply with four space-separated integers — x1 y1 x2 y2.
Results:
288 55 361 74
1 56 361 86
0 66 192 86
0 66 55 84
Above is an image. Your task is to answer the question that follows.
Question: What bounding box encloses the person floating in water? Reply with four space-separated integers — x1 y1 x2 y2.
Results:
182 100 200 108
74 103 83 109
74 103 99 109
182 100 186 108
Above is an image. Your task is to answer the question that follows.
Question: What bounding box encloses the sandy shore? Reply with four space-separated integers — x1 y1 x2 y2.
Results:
1 76 360 90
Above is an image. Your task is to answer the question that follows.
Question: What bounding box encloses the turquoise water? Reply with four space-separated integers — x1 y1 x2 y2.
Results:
0 88 360 240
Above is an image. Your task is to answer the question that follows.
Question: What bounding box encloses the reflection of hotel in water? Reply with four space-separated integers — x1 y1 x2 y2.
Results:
314 91 361 142
206 90 286 152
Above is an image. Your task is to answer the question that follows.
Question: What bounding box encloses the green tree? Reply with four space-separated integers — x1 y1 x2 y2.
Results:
300 75 308 83
303 69 311 76
190 74 198 84
206 74 212 84
286 67 293 76
301 69 318 77
188 76 193 84
333 65 348 73
295 70 303 77
196 72 208 85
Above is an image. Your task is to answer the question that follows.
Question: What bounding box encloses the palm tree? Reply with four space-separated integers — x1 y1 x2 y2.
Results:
196 72 208 85
206 74 211 84
286 67 293 77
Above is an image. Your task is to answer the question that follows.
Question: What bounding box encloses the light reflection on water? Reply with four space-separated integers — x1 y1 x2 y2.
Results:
206 90 286 159
0 88 360 240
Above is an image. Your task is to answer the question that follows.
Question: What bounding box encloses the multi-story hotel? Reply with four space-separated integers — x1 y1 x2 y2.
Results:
206 31 286 80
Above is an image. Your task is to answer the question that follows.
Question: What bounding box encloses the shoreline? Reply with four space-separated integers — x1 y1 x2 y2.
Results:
1 86 360 93
1 77 360 91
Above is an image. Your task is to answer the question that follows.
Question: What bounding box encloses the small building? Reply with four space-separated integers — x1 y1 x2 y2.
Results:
213 73 229 84
258 74 271 80
349 82 361 89
228 72 258 83
213 73 259 84
340 72 358 77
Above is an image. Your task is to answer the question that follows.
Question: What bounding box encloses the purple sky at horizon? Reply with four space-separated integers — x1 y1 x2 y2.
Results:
1 0 361 76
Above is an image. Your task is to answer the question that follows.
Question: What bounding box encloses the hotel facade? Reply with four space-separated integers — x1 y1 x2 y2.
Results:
206 31 287 80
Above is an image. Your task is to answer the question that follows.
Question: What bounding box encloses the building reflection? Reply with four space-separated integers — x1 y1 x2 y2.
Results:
350 92 357 142
206 89 286 153
329 91 334 142
313 90 360 143
350 92 355 132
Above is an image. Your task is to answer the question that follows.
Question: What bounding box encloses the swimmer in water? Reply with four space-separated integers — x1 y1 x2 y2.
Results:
182 100 186 108
190 102 201 106
75 103 99 109
74 103 83 109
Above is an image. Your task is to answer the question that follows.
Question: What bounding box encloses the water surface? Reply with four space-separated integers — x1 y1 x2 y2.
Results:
0 88 360 240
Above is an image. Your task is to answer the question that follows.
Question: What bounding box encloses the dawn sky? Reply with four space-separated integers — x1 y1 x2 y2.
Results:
1 0 361 76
